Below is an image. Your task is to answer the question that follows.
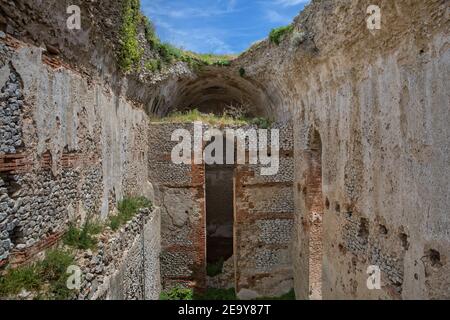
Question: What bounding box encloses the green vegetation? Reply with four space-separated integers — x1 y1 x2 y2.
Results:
153 108 272 129
194 288 237 300
248 117 272 129
239 67 246 77
207 258 224 277
269 24 294 45
63 217 103 250
160 286 193 300
0 249 76 300
119 9 235 73
109 196 152 231
151 38 234 69
38 249 77 300
118 0 143 72
0 265 41 296
153 109 249 126
144 59 161 72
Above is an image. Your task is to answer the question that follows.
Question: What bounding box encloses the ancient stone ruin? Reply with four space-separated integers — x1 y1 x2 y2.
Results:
0 0 448 300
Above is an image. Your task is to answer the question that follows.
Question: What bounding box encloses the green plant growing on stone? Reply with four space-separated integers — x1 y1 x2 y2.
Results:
249 117 272 129
160 286 193 300
143 16 159 50
269 24 294 45
153 108 249 126
118 0 143 72
239 67 246 77
153 108 273 129
0 265 42 296
38 249 76 300
144 59 161 72
63 215 102 250
109 196 152 231
0 249 75 300
207 258 224 277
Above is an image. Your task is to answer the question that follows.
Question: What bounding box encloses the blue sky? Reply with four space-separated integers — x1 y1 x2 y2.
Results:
141 0 310 54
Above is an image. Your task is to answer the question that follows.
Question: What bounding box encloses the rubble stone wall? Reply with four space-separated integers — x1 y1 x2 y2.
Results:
77 208 161 300
148 123 206 291
0 37 153 279
234 123 295 299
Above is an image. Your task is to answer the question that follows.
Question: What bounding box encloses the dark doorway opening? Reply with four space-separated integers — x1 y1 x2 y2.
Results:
205 164 234 265
204 135 235 279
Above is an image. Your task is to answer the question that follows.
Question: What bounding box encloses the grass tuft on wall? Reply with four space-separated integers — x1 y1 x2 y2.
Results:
269 24 294 45
0 249 75 300
109 196 152 231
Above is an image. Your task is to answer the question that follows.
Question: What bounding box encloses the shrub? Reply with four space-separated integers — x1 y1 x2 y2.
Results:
110 196 152 231
63 219 100 250
144 59 161 72
207 258 224 277
160 286 193 300
154 109 248 127
239 67 246 77
154 108 273 129
39 249 76 300
249 117 272 129
118 0 143 71
143 16 159 49
213 59 232 67
0 249 75 300
157 42 183 63
0 265 42 296
269 24 294 45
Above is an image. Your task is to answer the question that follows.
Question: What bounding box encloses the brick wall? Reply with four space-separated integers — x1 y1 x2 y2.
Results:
233 122 294 299
148 123 207 291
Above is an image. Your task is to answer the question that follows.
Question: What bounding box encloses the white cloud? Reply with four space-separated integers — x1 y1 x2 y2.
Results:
150 20 232 54
265 10 292 24
276 0 309 7
144 0 238 19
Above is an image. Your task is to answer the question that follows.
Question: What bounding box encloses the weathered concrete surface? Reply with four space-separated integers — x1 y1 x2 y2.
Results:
0 37 153 278
12 44 150 218
235 0 449 299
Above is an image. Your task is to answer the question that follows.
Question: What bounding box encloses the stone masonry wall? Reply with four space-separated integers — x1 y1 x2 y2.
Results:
0 36 152 272
234 122 295 299
76 208 161 300
148 123 206 291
